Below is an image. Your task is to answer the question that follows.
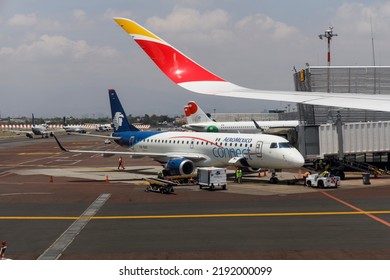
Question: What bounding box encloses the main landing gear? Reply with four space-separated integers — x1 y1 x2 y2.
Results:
268 170 279 184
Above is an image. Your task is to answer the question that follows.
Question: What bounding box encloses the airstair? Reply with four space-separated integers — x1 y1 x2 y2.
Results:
342 159 390 176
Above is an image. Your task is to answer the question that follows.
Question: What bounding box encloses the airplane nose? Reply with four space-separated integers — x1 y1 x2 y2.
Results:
295 152 305 167
285 149 305 168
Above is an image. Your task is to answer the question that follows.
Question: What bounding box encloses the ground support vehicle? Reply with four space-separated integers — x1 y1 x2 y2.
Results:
160 174 197 185
144 177 177 194
305 174 340 188
197 167 227 190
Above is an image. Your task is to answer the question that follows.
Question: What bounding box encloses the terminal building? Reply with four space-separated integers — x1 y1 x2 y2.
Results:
293 66 390 174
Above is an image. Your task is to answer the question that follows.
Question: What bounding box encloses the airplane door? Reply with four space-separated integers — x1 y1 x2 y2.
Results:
129 136 135 146
255 141 263 157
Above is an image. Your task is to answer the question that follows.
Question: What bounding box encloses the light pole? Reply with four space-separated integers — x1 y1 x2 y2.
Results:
319 27 337 92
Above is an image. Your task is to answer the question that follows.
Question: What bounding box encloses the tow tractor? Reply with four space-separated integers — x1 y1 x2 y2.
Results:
305 173 340 188
144 177 177 194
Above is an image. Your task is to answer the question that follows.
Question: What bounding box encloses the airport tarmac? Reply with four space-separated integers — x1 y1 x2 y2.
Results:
0 134 390 260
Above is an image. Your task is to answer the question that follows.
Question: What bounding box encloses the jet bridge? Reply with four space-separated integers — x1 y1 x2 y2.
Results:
299 120 390 173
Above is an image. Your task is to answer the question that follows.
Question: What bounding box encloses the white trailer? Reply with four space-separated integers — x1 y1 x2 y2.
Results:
197 167 227 190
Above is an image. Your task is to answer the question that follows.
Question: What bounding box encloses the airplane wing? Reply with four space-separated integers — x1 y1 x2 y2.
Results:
52 134 207 161
113 17 390 113
68 132 122 140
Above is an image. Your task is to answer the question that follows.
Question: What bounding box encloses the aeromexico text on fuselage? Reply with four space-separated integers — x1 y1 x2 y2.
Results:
112 130 292 162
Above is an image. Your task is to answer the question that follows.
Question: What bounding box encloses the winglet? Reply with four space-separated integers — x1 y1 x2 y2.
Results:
113 17 227 86
52 134 69 152
252 119 264 132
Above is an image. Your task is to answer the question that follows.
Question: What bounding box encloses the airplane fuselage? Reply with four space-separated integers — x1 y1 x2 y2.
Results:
63 125 87 133
183 120 300 133
112 130 304 169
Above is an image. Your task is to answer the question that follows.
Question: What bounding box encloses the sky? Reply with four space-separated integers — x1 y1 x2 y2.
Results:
1 0 390 118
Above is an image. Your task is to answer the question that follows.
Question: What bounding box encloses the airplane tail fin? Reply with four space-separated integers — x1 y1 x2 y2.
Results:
184 101 213 124
108 89 139 132
32 113 35 127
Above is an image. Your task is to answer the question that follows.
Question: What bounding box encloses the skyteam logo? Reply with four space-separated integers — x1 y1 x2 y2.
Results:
113 112 124 130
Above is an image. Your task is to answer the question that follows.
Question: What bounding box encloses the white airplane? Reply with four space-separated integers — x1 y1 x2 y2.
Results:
63 117 87 134
183 100 300 133
53 89 304 178
113 18 390 113
12 114 51 138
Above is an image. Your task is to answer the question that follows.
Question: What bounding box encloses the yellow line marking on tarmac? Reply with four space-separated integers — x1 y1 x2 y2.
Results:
1 210 390 220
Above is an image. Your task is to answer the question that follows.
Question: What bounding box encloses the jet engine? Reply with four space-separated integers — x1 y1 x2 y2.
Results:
164 158 195 176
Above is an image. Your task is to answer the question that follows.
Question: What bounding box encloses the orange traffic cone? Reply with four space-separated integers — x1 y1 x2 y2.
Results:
263 170 267 177
105 175 109 183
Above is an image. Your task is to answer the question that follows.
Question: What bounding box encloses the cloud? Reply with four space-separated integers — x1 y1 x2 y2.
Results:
146 7 229 32
236 13 300 41
329 2 390 65
72 9 87 21
334 2 390 38
7 13 38 26
0 34 116 61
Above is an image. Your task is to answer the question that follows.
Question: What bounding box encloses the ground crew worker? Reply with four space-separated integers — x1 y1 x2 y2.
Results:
117 156 125 170
320 170 330 177
303 171 310 186
236 168 243 184
0 241 7 260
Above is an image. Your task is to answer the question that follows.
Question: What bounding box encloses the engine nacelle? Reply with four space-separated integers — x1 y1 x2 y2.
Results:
164 158 195 176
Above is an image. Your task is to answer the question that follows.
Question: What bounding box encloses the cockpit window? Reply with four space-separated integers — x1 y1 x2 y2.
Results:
279 142 293 148
270 142 278 148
